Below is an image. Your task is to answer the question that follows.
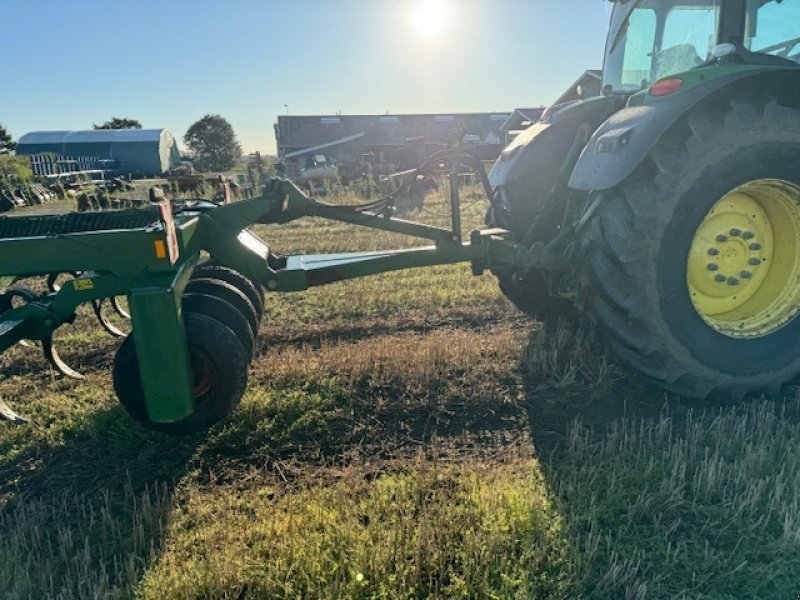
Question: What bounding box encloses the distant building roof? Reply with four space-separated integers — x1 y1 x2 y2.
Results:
499 108 546 134
553 70 603 106
18 129 168 146
515 108 546 122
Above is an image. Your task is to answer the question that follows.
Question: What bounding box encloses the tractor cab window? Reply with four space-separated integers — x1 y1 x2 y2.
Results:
604 0 721 93
658 7 719 78
620 9 657 87
746 0 800 63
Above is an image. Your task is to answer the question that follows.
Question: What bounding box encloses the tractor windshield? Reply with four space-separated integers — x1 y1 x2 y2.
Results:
604 0 721 93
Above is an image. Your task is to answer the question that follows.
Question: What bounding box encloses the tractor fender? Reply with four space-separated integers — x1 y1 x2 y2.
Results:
487 96 617 238
568 67 800 192
489 96 616 190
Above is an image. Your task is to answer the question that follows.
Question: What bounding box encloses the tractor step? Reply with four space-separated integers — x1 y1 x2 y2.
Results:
0 397 29 424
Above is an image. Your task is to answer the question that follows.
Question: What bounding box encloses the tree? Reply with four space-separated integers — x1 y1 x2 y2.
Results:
0 124 15 154
0 156 32 181
183 114 242 172
93 117 142 130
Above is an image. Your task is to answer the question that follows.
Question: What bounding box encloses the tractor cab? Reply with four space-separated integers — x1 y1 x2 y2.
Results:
604 0 800 94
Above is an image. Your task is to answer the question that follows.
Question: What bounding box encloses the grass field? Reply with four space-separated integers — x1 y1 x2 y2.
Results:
2 190 800 599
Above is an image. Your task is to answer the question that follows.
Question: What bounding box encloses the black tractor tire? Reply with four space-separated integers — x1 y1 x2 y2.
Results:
113 312 248 434
182 292 256 360
584 99 800 399
185 277 260 338
487 198 577 319
193 262 265 319
495 269 579 319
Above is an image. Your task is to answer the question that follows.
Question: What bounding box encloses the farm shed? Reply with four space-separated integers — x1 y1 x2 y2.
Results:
275 112 514 167
552 70 603 106
498 108 546 145
16 129 181 176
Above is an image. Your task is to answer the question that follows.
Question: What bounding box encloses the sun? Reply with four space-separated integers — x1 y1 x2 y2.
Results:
410 0 455 40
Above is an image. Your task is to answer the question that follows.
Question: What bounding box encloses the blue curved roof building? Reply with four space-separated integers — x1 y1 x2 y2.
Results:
17 129 181 175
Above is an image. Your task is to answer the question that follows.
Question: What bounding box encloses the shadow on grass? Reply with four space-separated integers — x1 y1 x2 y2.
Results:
520 319 800 599
192 376 529 488
258 308 520 352
0 405 202 599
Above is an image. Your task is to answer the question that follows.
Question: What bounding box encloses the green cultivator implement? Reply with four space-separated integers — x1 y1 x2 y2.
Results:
0 151 535 433
5 0 800 433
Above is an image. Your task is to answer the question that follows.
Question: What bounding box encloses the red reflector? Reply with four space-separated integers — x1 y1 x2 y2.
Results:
650 78 685 97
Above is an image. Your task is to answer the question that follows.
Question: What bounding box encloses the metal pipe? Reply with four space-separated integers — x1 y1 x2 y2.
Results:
449 162 462 243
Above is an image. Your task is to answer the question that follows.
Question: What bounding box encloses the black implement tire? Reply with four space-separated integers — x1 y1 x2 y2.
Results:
193 262 265 319
113 312 248 434
183 292 255 360
185 277 260 339
584 100 800 400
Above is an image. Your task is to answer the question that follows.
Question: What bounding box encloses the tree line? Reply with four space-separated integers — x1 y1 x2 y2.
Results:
0 113 243 171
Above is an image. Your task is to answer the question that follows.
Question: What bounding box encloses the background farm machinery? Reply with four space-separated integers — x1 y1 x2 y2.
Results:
0 149 262 215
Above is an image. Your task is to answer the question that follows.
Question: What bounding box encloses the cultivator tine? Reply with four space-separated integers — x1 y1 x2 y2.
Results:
92 299 126 337
47 272 62 293
0 398 28 425
42 336 85 380
46 271 80 293
111 296 130 320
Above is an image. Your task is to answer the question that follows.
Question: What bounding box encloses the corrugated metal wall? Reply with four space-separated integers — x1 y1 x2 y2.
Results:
17 129 180 175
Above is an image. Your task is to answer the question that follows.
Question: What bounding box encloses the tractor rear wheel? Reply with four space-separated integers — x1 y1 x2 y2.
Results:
113 312 248 434
585 100 800 399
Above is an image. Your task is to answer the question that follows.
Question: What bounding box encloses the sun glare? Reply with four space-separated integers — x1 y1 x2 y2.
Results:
410 0 455 40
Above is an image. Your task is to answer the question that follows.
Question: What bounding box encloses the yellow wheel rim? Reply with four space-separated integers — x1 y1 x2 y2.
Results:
687 179 800 338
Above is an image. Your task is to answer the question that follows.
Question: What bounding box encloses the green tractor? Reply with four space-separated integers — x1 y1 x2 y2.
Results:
489 0 800 400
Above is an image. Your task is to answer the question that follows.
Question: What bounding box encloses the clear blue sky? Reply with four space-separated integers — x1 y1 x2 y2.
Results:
1 0 611 154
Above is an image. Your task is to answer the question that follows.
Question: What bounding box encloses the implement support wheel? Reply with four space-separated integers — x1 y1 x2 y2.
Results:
183 292 256 360
186 277 260 339
113 312 248 434
193 262 265 319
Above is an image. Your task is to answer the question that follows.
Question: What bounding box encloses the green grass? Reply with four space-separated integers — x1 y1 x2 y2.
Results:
136 453 569 600
2 189 800 598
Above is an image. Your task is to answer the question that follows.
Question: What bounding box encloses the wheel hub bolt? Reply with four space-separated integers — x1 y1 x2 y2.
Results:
716 234 728 243
708 248 720 256
743 232 755 240
728 277 740 286
749 258 762 266
707 264 720 271
750 243 762 251
741 271 752 279
715 274 727 283
730 228 742 237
